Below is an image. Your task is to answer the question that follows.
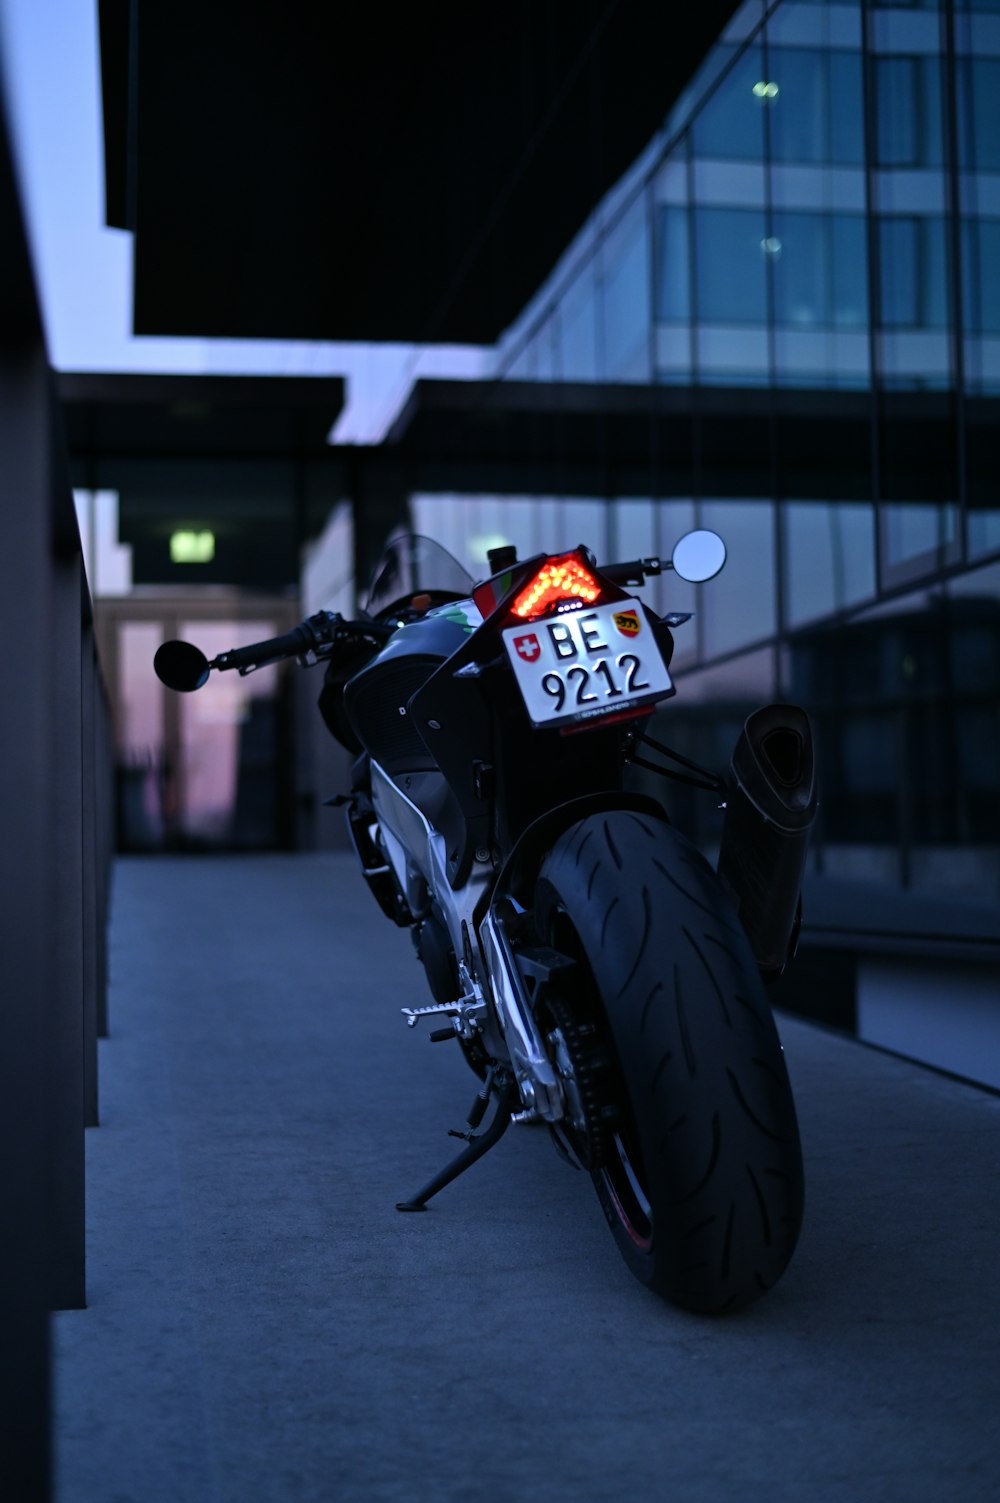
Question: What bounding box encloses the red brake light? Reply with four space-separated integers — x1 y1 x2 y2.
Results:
512 554 602 621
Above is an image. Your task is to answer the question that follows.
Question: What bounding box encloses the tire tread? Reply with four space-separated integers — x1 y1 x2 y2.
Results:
535 811 804 1313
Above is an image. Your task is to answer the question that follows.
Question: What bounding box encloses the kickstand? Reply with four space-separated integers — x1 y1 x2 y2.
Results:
396 1077 519 1213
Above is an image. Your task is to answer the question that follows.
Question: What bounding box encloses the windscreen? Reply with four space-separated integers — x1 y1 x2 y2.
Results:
363 534 473 617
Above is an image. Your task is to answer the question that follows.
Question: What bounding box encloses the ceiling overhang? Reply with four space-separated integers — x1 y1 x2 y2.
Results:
385 378 881 499
60 372 344 465
62 371 987 508
98 1 739 344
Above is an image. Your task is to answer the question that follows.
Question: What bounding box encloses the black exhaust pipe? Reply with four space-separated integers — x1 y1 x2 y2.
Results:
716 703 817 977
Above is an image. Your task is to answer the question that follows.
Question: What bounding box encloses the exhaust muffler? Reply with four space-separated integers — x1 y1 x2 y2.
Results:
716 703 817 977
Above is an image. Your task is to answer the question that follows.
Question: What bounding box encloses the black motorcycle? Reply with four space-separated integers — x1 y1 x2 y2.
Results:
155 530 816 1313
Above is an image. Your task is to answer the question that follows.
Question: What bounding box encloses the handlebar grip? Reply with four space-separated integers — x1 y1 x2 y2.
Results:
214 623 315 672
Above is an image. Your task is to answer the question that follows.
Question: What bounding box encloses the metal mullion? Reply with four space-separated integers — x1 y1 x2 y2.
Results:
942 0 969 563
685 129 705 664
762 13 783 647
861 0 885 602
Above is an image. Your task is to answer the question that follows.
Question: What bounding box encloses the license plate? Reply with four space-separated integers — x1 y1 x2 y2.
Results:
502 600 673 728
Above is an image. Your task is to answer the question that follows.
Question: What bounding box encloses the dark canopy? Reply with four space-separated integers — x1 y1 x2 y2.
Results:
99 0 738 344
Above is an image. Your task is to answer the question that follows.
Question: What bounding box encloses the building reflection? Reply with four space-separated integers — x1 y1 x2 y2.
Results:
421 0 1000 902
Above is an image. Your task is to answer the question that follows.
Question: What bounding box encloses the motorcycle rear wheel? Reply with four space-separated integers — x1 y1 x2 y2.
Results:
534 810 804 1313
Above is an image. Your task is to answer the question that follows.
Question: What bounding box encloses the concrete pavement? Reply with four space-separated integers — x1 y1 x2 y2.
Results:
53 855 1000 1502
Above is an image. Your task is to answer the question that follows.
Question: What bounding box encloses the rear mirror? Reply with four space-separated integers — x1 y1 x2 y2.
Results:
671 530 727 583
153 639 210 692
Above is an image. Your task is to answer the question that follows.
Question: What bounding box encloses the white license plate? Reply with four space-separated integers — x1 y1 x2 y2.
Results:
502 600 673 728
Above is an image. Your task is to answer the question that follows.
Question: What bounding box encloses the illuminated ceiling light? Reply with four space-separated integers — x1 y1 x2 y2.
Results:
752 80 779 99
170 529 216 563
761 236 783 256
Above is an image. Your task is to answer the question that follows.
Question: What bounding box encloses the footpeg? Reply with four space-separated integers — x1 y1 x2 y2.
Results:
401 992 487 1042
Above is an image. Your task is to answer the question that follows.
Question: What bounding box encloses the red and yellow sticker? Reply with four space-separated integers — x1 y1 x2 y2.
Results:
613 609 641 637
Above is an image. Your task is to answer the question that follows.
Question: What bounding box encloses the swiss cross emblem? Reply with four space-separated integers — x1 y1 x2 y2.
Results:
513 632 541 662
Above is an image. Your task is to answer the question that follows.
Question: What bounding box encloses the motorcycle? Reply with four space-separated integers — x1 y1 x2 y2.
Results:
154 530 816 1313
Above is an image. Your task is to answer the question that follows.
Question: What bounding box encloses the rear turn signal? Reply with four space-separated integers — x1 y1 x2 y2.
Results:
512 554 602 620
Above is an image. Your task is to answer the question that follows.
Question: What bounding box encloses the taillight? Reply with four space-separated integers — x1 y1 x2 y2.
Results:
511 554 602 621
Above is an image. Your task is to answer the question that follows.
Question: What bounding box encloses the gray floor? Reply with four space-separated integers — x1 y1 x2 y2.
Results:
54 855 1000 1503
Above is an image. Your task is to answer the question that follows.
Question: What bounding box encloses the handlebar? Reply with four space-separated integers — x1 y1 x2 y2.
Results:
600 556 668 586
155 610 397 693
213 622 317 672
212 611 395 675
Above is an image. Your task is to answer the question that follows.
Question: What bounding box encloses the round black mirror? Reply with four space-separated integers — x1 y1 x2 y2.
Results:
153 639 211 692
671 529 727 583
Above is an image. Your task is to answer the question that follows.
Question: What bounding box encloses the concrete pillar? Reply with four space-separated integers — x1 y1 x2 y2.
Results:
0 348 54 1499
50 554 87 1307
82 611 101 1115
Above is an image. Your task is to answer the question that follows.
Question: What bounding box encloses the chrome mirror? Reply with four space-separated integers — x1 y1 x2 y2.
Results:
671 530 727 583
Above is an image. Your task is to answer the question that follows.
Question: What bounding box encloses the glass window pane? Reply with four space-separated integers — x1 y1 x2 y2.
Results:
548 498 608 556
507 340 537 379
766 47 864 168
483 497 542 560
771 215 869 383
881 217 918 325
613 498 656 560
831 215 870 327
602 196 651 381
881 501 959 575
878 216 949 328
829 51 866 165
962 218 1000 334
693 207 768 323
967 504 1000 560
782 501 877 626
699 501 776 655
957 58 1000 172
677 646 777 703
691 44 766 161
771 212 828 326
557 266 599 379
876 55 944 168
655 205 691 323
768 49 828 164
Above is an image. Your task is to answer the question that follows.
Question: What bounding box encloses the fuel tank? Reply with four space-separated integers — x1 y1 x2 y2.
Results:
344 602 480 775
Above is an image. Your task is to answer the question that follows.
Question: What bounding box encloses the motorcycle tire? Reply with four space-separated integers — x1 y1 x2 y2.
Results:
534 810 804 1313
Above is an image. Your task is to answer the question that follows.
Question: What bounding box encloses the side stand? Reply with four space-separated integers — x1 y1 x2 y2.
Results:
396 1080 519 1213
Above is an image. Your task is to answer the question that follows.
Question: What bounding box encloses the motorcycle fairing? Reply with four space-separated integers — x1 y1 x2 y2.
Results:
369 759 492 969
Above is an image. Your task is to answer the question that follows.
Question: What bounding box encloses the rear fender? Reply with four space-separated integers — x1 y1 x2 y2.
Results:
475 791 668 1121
486 791 669 916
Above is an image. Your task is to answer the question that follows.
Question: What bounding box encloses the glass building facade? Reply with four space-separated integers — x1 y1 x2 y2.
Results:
411 0 1000 900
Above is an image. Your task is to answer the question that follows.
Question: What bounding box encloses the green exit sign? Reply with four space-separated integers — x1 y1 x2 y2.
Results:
170 530 216 563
